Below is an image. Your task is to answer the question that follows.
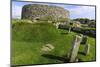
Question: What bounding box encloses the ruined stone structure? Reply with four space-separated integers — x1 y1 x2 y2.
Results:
21 4 69 22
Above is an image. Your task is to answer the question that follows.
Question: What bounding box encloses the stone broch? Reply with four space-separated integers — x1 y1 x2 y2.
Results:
21 4 69 22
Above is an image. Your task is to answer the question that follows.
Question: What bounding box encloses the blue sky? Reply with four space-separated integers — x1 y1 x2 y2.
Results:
12 1 96 19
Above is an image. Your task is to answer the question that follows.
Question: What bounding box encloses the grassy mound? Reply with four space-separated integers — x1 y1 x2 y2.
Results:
12 22 60 43
12 20 96 66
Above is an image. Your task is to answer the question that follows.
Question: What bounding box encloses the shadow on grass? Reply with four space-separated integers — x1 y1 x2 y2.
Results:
60 32 69 35
41 54 69 63
78 52 86 56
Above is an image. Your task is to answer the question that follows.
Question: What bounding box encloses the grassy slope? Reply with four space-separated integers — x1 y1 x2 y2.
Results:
12 21 96 65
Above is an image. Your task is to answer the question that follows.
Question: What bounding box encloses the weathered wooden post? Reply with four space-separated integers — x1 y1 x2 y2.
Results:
84 44 90 55
68 27 71 33
81 35 90 55
81 36 88 44
69 35 82 62
68 22 73 33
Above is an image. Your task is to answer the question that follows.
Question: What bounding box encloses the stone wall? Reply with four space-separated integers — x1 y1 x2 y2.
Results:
21 4 70 22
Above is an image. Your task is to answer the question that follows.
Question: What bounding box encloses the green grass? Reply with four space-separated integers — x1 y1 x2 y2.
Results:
78 37 96 61
12 20 96 65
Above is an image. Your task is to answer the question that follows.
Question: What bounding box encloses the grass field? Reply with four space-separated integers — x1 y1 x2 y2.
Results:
11 20 96 66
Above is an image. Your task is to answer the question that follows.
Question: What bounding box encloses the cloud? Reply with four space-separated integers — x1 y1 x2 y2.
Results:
66 6 95 19
12 3 23 19
43 4 95 19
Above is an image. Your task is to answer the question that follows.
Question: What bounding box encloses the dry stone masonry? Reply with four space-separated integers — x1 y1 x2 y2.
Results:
21 4 69 22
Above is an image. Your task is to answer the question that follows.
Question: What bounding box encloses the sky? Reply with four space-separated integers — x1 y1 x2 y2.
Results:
12 1 96 19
